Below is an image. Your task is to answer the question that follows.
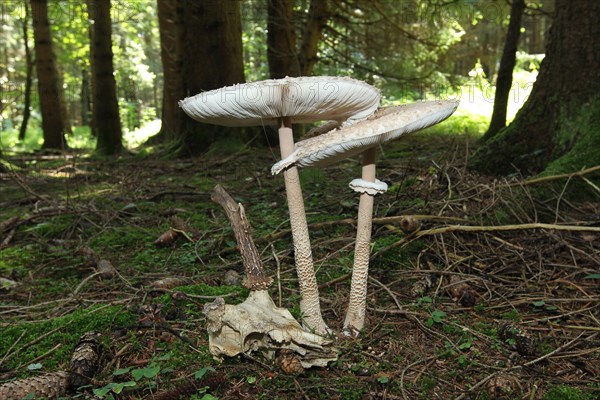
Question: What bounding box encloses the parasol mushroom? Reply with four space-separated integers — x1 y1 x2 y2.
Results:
180 76 380 334
271 100 460 335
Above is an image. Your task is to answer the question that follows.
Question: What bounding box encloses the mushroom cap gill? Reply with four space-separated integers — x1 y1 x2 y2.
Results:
271 100 459 175
179 76 381 127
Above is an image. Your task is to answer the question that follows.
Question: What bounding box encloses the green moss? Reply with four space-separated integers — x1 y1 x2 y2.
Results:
542 385 596 400
543 95 600 175
0 305 135 372
0 246 35 276
175 282 246 297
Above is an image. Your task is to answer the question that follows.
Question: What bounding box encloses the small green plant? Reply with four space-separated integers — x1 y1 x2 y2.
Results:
501 309 521 322
417 296 433 306
532 300 558 312
426 310 446 327
94 363 218 399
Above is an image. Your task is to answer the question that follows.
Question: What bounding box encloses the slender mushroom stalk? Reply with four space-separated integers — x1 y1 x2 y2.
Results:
278 117 329 334
344 146 378 335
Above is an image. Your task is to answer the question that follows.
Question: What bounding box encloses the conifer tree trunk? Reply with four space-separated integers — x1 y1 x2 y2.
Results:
86 0 97 136
157 0 186 142
30 0 66 149
19 2 33 141
298 0 330 76
179 0 246 153
89 0 122 155
484 0 525 140
266 0 330 78
267 0 300 78
471 1 600 175
80 68 91 126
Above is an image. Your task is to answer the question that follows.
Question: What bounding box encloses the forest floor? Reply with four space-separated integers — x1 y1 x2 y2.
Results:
1 132 599 400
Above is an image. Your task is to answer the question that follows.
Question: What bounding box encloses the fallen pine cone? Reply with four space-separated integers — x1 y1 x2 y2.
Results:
68 332 102 390
155 228 179 246
0 372 68 400
410 274 436 298
276 349 305 375
448 275 477 307
499 322 537 357
96 259 116 279
486 373 520 399
399 215 421 234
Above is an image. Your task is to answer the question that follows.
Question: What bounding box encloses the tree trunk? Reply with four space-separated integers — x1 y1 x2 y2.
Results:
267 0 300 78
470 1 600 176
179 0 247 154
267 0 330 78
56 64 72 135
19 2 33 141
30 0 66 149
90 0 122 155
157 0 186 143
86 0 97 136
298 0 330 76
483 0 525 140
80 68 91 126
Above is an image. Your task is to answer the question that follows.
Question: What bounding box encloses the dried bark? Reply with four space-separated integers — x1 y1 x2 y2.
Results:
211 184 272 290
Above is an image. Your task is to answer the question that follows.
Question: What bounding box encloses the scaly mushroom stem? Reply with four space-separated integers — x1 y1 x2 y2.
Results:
278 117 330 335
344 146 377 335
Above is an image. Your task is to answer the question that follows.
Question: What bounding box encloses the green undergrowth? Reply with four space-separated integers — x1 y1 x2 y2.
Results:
542 385 598 400
0 305 135 373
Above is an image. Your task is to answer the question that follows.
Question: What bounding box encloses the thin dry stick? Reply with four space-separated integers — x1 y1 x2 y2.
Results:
272 244 283 307
505 164 600 187
417 223 600 236
455 333 585 400
400 356 436 400
22 343 62 368
261 215 466 242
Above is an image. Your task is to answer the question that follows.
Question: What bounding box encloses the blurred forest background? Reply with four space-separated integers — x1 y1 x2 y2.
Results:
1 0 559 166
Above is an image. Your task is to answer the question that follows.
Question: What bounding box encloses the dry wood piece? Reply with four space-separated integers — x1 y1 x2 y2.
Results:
155 216 189 247
150 276 192 289
211 184 272 290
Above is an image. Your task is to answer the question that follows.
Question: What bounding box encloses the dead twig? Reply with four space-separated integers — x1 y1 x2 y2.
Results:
505 165 600 187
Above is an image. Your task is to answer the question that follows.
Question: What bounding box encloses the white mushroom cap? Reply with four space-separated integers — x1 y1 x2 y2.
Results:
271 100 459 174
179 76 381 127
349 178 388 195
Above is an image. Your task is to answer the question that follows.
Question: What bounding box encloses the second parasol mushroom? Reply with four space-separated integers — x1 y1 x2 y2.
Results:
272 100 460 335
180 76 380 334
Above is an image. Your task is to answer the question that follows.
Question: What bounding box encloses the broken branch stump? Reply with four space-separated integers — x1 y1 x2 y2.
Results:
211 184 272 290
